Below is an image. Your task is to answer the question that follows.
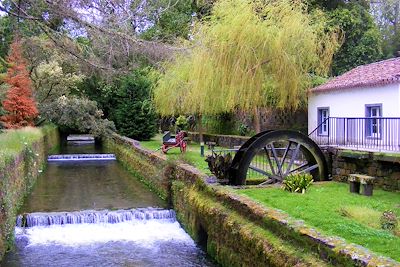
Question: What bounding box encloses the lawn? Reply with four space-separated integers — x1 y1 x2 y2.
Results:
139 134 215 175
236 182 400 261
0 126 51 169
139 135 294 181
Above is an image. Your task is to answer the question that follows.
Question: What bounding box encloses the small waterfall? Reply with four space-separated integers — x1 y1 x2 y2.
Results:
67 135 95 141
47 154 116 162
17 208 176 228
67 135 95 145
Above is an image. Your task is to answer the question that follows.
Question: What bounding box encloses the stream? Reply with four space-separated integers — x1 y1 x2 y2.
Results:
2 139 214 267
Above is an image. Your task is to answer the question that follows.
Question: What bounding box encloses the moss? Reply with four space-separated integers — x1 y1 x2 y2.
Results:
107 133 400 266
373 153 400 163
339 150 370 159
172 184 330 267
0 126 59 259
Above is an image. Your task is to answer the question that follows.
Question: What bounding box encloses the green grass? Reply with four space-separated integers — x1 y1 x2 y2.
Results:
0 127 43 162
0 125 57 168
0 127 42 153
139 134 216 174
140 135 291 181
236 182 400 261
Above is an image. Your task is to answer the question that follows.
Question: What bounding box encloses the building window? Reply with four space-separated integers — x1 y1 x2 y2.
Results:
365 104 382 138
317 108 329 136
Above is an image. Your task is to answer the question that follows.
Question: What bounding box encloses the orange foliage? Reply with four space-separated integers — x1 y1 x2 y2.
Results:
1 39 38 128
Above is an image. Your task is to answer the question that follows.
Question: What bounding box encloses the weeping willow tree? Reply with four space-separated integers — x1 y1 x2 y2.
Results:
154 0 342 133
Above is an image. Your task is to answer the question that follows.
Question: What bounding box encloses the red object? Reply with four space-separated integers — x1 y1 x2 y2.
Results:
161 131 187 154
1 39 38 128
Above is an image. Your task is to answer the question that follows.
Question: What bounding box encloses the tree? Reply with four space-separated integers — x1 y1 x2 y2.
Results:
0 0 185 75
370 0 400 57
40 95 115 137
31 53 85 106
306 0 370 10
328 3 383 75
1 39 38 128
141 0 195 43
0 15 13 59
110 68 157 140
154 0 340 133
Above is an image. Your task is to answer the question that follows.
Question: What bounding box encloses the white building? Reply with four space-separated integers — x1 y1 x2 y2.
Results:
308 57 400 152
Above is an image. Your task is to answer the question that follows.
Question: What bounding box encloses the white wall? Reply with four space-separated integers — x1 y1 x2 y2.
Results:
308 83 400 133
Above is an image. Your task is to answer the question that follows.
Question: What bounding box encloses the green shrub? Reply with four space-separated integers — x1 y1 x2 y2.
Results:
41 96 115 137
282 173 313 194
238 123 249 136
202 113 237 135
110 68 157 141
380 210 398 231
175 115 188 130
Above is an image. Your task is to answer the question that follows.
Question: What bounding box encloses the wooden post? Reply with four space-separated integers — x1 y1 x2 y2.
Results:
198 114 205 156
253 107 261 133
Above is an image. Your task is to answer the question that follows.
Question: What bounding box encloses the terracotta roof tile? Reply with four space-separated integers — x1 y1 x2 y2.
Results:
310 57 400 93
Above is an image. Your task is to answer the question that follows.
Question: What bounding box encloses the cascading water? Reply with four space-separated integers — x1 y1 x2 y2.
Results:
7 208 213 266
47 154 116 161
17 208 176 227
2 139 214 266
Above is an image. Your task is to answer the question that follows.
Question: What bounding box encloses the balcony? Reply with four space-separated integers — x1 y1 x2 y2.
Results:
309 117 400 152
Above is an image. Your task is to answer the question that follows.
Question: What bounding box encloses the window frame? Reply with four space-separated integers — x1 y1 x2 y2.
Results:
317 107 330 136
365 104 382 139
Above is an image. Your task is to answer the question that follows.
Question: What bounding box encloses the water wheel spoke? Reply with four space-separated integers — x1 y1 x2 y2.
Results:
297 164 319 174
259 178 278 185
288 162 319 175
288 162 309 174
264 146 276 176
248 165 276 179
269 143 282 176
277 140 292 175
283 143 301 176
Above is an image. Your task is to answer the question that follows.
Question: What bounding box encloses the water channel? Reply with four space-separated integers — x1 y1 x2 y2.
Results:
2 140 214 267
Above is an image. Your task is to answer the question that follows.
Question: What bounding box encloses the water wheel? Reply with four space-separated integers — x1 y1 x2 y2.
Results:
228 130 328 185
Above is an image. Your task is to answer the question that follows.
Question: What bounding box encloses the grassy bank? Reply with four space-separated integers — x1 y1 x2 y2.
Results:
139 134 214 174
0 127 52 170
0 125 59 258
0 127 42 155
237 182 400 261
0 125 56 155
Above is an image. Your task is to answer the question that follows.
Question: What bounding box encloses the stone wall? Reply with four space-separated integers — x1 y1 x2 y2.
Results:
236 108 308 133
106 133 399 267
0 126 59 259
188 132 249 148
325 148 400 191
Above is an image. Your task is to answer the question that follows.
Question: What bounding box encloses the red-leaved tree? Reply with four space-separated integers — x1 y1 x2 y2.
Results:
1 39 38 128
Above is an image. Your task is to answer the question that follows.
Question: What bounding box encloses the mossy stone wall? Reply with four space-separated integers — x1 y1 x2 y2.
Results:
0 126 59 260
106 134 400 267
325 148 400 191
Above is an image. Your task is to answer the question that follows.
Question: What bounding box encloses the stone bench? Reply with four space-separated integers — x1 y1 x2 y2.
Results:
348 174 375 196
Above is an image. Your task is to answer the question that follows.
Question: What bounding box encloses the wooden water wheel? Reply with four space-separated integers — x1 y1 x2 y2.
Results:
228 130 328 185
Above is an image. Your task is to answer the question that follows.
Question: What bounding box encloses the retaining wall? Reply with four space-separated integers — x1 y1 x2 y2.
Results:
324 148 400 191
188 132 249 148
189 132 400 191
106 133 400 267
0 126 59 259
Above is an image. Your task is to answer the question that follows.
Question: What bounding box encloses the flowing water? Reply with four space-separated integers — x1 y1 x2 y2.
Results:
2 141 214 267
